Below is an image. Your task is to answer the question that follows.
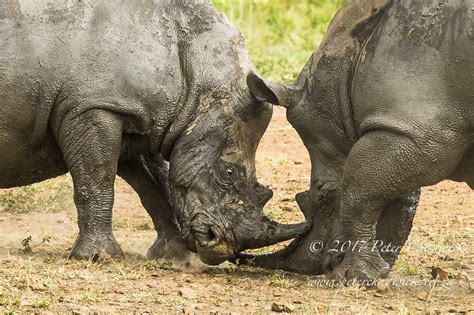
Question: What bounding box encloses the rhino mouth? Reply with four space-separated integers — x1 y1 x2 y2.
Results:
183 220 236 265
182 211 311 265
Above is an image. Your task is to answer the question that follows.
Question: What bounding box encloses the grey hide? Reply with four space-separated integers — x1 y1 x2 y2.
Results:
0 0 309 264
237 0 473 279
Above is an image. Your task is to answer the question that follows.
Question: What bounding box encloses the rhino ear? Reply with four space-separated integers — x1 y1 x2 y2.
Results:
246 72 297 108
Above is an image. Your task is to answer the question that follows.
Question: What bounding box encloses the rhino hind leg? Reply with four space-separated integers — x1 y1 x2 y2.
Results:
332 130 468 279
58 109 125 260
375 190 420 267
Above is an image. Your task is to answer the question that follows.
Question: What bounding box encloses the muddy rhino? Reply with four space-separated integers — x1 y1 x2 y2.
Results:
239 0 473 279
0 0 309 264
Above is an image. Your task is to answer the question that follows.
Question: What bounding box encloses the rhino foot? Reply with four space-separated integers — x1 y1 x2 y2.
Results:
69 234 124 261
147 236 206 272
330 250 390 281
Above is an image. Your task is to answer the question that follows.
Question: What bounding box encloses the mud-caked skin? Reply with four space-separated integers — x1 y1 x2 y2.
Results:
237 0 473 279
0 0 308 263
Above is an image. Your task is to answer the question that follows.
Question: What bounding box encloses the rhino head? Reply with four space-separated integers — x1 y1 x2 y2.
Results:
161 3 309 265
168 74 309 265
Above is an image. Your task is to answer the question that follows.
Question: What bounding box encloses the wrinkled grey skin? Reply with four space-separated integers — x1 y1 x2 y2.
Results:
0 0 308 264
237 0 473 279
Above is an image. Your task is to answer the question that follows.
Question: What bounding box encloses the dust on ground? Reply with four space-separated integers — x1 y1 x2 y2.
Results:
0 108 472 313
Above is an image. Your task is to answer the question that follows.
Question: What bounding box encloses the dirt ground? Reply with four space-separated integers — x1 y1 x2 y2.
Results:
0 107 472 314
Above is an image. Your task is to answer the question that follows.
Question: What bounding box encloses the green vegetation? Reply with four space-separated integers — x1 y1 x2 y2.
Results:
0 177 72 214
268 273 295 289
214 0 345 82
30 299 51 309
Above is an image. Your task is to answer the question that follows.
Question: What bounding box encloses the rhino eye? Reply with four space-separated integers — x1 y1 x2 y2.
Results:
225 168 234 176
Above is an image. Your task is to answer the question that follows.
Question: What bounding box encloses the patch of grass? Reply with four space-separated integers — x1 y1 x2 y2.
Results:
394 253 424 276
214 0 346 82
20 236 51 254
20 236 33 254
261 156 288 167
0 177 72 214
112 218 129 229
398 265 422 276
154 259 173 270
338 285 365 297
0 189 35 213
135 222 153 231
268 273 295 289
79 292 103 303
0 299 20 307
30 299 51 309
263 209 285 222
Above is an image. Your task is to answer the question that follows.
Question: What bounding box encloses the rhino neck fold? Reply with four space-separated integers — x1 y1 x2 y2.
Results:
160 88 200 161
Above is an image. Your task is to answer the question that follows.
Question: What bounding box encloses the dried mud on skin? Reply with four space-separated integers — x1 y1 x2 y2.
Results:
0 108 472 313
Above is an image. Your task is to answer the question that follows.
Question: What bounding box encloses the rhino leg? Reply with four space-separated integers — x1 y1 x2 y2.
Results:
332 130 466 279
375 190 420 267
58 109 124 260
118 157 201 267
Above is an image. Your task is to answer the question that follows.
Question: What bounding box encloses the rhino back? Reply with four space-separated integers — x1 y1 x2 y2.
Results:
0 0 185 186
352 0 474 135
0 0 183 134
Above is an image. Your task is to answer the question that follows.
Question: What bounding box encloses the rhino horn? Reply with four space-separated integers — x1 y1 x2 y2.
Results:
237 215 311 250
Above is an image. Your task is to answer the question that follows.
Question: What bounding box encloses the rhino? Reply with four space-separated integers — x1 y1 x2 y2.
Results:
0 0 309 265
238 0 473 279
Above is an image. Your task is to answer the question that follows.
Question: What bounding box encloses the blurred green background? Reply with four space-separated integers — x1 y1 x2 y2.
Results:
213 0 345 82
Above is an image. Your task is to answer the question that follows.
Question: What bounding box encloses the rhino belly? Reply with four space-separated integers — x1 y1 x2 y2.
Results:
0 128 67 188
0 83 66 188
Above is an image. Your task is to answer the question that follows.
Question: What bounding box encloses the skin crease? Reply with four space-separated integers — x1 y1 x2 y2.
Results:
0 0 309 263
236 0 473 278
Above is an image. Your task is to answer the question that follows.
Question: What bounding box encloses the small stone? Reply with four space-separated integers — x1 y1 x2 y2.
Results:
271 302 295 313
113 288 125 294
376 281 389 293
178 287 197 299
416 290 429 301
283 206 296 212
273 291 283 297
194 304 209 310
441 254 455 261
30 284 47 292
459 263 470 270
424 307 438 315
374 292 383 297
431 267 449 280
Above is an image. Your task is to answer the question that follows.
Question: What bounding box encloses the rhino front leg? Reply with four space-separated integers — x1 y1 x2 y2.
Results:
333 130 467 279
57 109 124 260
118 157 201 267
